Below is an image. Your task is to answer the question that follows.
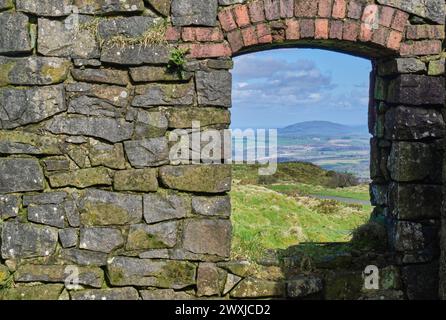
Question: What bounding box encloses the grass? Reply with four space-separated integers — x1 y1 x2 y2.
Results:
266 183 371 202
230 183 371 263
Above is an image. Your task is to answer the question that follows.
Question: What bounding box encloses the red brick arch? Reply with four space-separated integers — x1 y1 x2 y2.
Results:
175 0 443 60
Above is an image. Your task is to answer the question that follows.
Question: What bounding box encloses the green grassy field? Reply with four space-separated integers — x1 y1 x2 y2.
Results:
231 162 372 263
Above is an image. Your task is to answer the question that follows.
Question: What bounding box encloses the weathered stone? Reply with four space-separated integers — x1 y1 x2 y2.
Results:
0 0 13 10
0 158 44 193
59 228 78 248
0 264 10 285
48 167 112 188
133 110 168 139
140 289 193 300
378 58 427 76
88 141 127 170
394 221 426 252
165 107 231 129
124 137 169 168
64 200 80 228
23 192 67 206
324 270 363 300
223 273 242 295
68 96 125 118
387 75 445 105
71 287 140 300
97 16 156 41
385 106 445 140
0 86 66 129
17 0 72 16
192 195 231 217
80 227 124 253
66 83 129 108
75 0 144 14
15 264 104 288
390 183 442 220
0 194 19 219
160 165 231 193
197 263 221 296
0 131 63 156
146 0 171 16
196 70 232 107
143 192 189 224
378 266 402 291
217 260 251 277
0 284 64 300
130 66 192 82
172 0 218 26
126 221 178 250
71 69 129 86
73 59 102 67
79 189 143 226
28 204 66 228
207 59 234 70
183 219 232 257
370 184 388 206
107 256 196 288
38 17 99 58
60 248 108 266
43 158 71 172
0 12 33 54
388 141 441 182
1 222 58 259
132 82 195 107
429 59 445 76
402 262 439 300
0 56 70 86
376 0 445 24
230 277 285 298
114 169 159 192
101 44 170 66
48 115 133 143
287 276 323 298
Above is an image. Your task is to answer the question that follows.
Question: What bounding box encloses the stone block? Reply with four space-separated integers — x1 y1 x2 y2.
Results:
159 165 231 193
0 158 44 193
0 12 33 54
126 221 178 250
1 222 58 259
171 0 218 26
182 218 232 257
143 193 189 224
107 256 196 289
0 56 70 86
79 227 124 253
196 70 232 108
78 189 143 226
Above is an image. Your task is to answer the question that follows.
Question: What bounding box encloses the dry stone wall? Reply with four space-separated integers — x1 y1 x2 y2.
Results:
0 0 444 300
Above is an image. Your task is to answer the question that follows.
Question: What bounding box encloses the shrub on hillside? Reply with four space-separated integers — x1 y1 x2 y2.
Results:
326 171 360 188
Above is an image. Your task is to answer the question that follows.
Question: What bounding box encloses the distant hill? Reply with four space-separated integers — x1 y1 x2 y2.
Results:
279 121 368 137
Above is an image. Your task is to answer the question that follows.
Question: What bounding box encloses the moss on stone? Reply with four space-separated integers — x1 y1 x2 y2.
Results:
40 60 71 83
0 131 62 155
0 61 16 86
0 284 64 300
48 167 112 188
81 202 130 226
156 261 196 288
127 228 166 250
0 265 10 286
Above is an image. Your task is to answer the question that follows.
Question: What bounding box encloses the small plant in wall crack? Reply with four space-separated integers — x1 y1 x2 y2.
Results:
167 47 190 79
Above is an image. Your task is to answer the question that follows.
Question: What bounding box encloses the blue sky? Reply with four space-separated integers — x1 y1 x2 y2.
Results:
231 49 371 129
